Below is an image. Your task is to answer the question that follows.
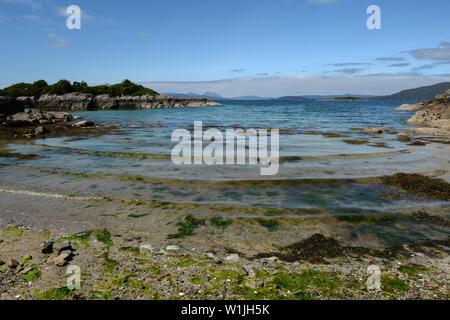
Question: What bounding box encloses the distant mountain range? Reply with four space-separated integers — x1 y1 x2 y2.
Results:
164 82 450 102
163 92 270 100
276 94 375 101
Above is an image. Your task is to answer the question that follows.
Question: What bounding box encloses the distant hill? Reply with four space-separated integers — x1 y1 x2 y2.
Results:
230 95 272 100
276 96 310 101
163 92 224 100
276 94 374 101
163 92 272 100
302 94 375 99
370 82 450 101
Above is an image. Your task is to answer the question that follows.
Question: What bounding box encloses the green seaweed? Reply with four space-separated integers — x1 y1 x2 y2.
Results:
210 217 232 228
167 214 205 239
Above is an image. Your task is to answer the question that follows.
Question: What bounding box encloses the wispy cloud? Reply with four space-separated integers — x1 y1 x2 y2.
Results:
307 0 339 3
142 74 450 97
328 62 371 67
135 32 152 38
376 57 407 62
409 42 450 61
388 63 410 67
23 14 46 24
45 33 69 48
230 68 245 73
56 6 115 24
256 73 269 77
0 0 42 10
333 68 365 74
412 61 450 71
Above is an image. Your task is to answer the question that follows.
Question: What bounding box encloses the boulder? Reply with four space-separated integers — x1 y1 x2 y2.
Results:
139 244 154 253
53 240 73 254
363 128 385 134
72 120 95 128
0 96 24 115
7 257 19 269
34 126 47 135
40 240 54 254
166 245 181 251
53 253 70 266
224 254 240 263
395 103 424 111
407 90 450 135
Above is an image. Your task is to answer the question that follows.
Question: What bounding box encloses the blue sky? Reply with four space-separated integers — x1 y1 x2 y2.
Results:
1 0 449 96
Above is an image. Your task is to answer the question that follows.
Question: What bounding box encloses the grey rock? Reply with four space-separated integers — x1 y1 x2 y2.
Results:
53 240 72 254
224 254 240 263
139 244 154 253
40 240 54 254
34 126 47 135
72 120 95 128
7 257 19 269
166 245 181 251
53 253 70 266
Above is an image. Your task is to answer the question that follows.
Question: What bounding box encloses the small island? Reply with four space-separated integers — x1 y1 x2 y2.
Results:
317 97 367 101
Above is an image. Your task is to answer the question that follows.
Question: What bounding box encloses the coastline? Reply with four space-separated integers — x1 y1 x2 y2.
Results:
1 97 449 300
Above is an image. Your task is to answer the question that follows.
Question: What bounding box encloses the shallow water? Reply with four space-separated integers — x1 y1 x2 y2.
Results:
0 100 449 246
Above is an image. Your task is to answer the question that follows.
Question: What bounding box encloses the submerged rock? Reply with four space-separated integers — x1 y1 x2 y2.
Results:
363 128 386 134
72 120 95 128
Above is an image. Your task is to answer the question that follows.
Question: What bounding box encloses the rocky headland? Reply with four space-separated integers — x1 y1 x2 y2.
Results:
1 93 221 114
0 93 221 141
397 90 450 136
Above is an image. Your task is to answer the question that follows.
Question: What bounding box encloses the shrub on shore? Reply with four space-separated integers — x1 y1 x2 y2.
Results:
0 79 158 98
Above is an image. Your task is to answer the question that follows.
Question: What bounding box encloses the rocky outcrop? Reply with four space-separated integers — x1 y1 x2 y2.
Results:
406 89 450 136
395 102 424 111
5 108 75 126
36 93 96 111
0 96 25 116
1 93 221 111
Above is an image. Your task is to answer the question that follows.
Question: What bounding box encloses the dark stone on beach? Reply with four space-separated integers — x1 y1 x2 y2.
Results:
53 253 70 266
40 241 54 254
34 126 47 135
7 257 19 269
0 96 25 116
53 240 73 254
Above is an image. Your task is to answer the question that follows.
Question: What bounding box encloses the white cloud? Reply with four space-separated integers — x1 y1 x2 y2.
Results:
45 33 69 48
142 74 450 97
